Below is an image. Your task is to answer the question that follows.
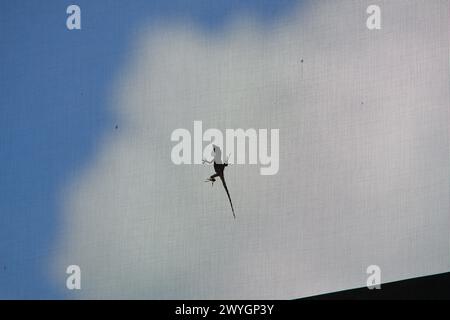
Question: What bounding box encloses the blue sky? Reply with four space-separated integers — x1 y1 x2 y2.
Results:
0 0 300 299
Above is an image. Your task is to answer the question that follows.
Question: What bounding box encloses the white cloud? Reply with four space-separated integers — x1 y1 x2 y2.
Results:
53 1 450 298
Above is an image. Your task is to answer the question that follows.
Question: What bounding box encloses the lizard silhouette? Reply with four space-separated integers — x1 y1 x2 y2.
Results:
203 145 235 219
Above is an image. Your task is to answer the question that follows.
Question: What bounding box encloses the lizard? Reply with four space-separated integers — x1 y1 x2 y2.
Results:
203 145 236 219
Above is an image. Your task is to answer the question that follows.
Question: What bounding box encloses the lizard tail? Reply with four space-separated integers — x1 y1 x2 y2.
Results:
219 175 235 219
